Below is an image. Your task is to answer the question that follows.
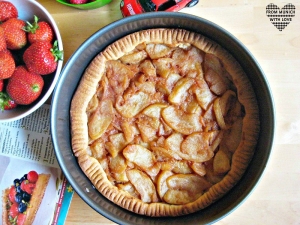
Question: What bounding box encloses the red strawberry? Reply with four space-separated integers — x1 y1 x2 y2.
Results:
8 186 17 203
5 98 16 110
0 27 7 51
69 0 88 4
0 49 15 79
0 92 17 110
23 40 63 75
24 15 54 44
6 66 44 105
17 213 26 225
27 171 39 183
9 203 19 219
0 79 3 92
23 183 36 195
1 18 27 50
0 1 18 22
20 179 28 192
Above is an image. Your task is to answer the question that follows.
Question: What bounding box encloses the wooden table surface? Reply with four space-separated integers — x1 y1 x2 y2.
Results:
37 0 300 224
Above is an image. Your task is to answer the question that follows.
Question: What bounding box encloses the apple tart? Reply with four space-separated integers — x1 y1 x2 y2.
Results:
70 28 260 217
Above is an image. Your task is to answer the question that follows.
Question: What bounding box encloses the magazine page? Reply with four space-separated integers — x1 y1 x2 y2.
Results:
0 104 73 225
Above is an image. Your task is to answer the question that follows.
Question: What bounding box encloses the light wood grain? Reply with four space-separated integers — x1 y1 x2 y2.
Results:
36 0 300 224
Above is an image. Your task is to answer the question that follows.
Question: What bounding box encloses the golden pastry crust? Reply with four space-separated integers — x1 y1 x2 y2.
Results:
2 188 9 225
70 28 260 217
24 174 50 225
2 174 50 225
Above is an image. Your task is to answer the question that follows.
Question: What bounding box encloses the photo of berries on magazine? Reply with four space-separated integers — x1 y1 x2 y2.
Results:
0 157 59 225
0 104 73 225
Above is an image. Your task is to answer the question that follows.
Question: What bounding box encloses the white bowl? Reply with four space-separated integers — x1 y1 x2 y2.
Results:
0 0 63 122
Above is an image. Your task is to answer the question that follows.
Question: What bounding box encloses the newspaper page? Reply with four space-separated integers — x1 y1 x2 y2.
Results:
0 104 73 225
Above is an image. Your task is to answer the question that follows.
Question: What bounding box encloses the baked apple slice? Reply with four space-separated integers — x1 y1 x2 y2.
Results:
126 169 158 203
163 174 212 204
161 106 202 135
123 144 155 171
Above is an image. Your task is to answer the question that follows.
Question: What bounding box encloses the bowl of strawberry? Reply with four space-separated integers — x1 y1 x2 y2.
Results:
0 0 63 122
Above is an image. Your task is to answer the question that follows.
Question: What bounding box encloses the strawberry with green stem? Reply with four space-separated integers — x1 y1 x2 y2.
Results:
23 15 54 44
0 92 17 111
23 40 63 75
1 18 27 50
6 66 44 105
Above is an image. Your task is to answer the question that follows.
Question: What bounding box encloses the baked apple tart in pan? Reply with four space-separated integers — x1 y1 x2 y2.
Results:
70 28 260 217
